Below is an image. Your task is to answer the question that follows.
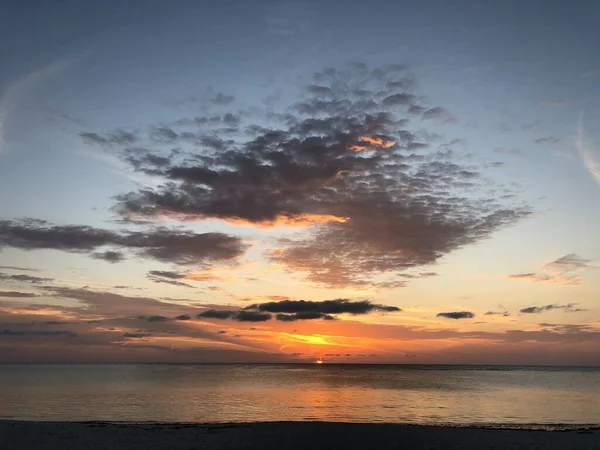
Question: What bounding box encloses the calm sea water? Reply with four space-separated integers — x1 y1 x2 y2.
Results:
0 364 599 428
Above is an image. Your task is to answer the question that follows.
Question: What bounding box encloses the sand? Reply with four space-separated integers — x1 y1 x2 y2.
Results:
1 421 599 450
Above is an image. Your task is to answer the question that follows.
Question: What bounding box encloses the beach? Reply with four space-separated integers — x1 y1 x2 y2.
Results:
1 421 599 450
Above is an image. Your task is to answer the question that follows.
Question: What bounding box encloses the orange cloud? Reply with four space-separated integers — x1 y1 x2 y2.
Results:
222 213 348 229
185 268 235 282
348 136 396 152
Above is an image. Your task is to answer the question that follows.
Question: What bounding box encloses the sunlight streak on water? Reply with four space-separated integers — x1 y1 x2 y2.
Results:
0 364 598 427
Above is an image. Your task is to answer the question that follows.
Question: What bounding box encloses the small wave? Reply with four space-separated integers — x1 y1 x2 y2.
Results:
430 422 600 432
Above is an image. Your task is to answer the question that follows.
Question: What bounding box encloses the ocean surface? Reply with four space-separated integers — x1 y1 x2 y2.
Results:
0 364 599 428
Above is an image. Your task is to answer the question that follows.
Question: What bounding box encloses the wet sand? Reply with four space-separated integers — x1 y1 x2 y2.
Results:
1 421 599 450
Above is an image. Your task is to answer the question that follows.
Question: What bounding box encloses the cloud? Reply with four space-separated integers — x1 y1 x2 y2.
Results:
0 265 39 272
0 59 69 155
0 272 53 284
175 314 191 321
534 137 561 145
276 312 335 321
507 254 593 286
197 310 237 320
211 93 235 105
0 219 246 265
44 286 205 319
381 93 416 106
145 315 169 322
484 311 510 317
147 270 195 288
91 250 125 263
0 291 37 298
80 129 138 146
232 311 272 322
576 116 600 187
421 107 457 123
197 299 400 323
246 299 401 315
520 304 580 314
80 64 529 288
2 329 77 337
148 270 185 279
437 311 475 319
197 309 272 322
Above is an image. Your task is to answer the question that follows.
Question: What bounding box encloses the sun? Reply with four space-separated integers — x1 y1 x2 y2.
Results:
315 358 323 364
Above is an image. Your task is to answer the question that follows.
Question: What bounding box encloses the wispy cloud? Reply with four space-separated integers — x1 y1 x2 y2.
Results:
0 59 70 155
520 304 584 314
576 116 600 186
534 137 561 145
507 254 594 286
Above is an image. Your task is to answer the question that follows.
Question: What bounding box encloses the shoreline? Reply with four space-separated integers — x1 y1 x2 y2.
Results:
2 420 599 450
2 418 600 432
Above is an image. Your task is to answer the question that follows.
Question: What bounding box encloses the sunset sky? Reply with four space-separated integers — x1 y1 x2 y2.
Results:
1 0 599 365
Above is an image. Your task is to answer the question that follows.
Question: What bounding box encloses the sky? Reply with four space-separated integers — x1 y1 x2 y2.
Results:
1 0 599 365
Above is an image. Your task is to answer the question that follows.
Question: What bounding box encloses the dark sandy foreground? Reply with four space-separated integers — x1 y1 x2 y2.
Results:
1 421 599 450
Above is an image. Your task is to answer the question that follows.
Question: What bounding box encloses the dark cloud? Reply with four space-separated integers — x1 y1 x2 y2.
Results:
91 250 125 263
148 270 183 279
0 219 246 266
276 312 336 321
484 311 510 317
0 272 53 284
217 330 227 334
197 310 237 320
233 310 272 322
197 299 399 323
175 314 191 321
520 304 578 314
0 291 38 298
196 309 272 322
247 299 400 315
81 64 529 288
437 311 475 319
145 315 169 322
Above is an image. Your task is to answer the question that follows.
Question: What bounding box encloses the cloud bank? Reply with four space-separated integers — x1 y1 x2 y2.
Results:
79 63 530 288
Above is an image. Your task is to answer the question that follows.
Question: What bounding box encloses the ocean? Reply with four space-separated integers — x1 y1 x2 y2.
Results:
0 364 598 428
